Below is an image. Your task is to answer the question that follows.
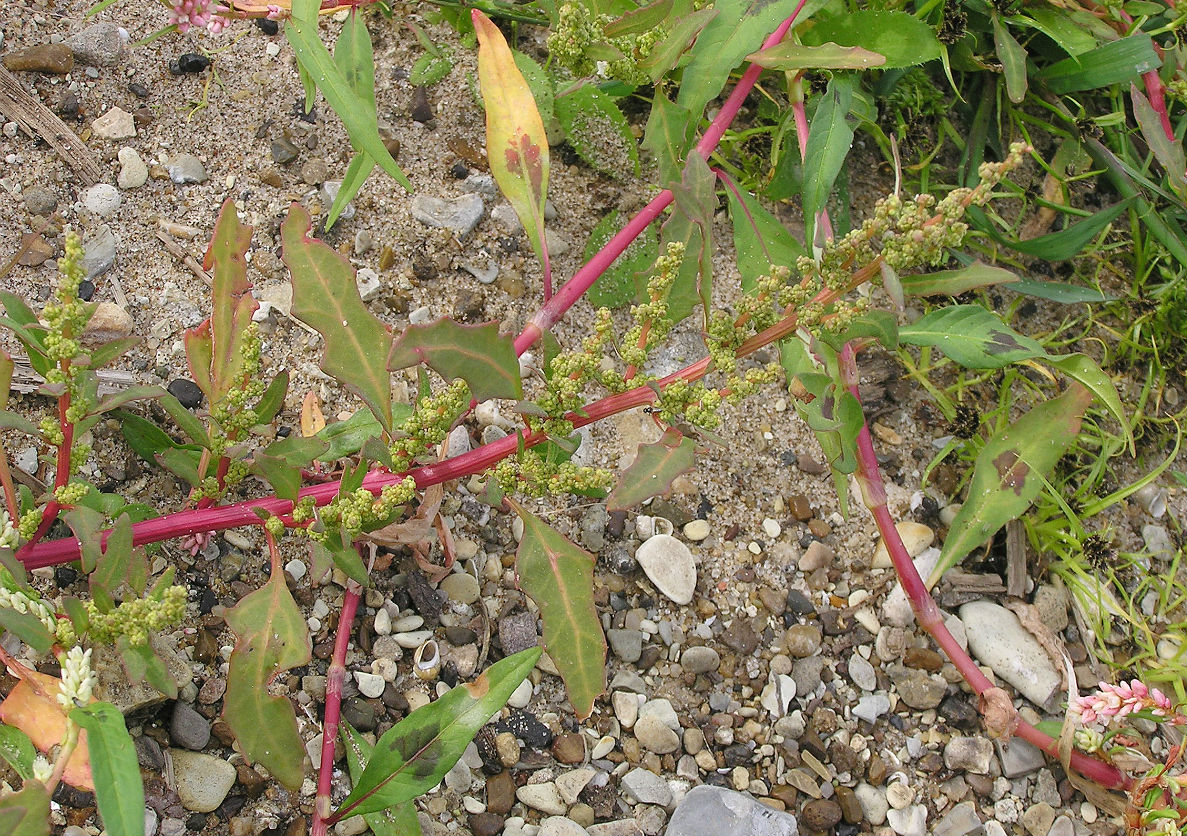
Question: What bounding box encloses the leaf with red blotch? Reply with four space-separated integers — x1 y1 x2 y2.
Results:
473 9 552 296
0 667 93 791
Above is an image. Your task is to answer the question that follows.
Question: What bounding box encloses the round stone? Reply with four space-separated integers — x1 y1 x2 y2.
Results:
82 183 121 217
439 573 480 605
635 534 696 605
680 645 720 674
784 624 822 657
169 750 236 812
683 519 710 541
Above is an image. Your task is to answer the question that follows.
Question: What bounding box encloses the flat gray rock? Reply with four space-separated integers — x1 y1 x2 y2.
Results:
411 193 484 238
959 600 1061 710
620 767 671 807
67 22 126 66
665 786 798 836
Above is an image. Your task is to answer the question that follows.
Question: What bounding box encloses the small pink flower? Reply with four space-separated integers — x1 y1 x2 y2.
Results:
1071 678 1178 728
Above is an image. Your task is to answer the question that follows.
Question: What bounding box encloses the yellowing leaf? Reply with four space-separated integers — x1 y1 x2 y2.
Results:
0 669 93 791
473 10 552 296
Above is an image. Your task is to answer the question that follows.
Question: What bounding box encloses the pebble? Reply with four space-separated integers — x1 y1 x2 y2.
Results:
355 671 386 698
633 715 680 754
507 679 532 709
167 379 204 409
165 153 208 184
67 22 127 66
117 147 149 189
271 138 300 164
516 782 567 816
1020 802 1055 836
666 786 797 836
4 44 74 74
996 737 1046 778
679 645 720 674
613 691 639 728
854 782 888 826
943 736 994 774
82 302 133 344
440 573 480 605
761 518 781 539
848 651 877 691
682 520 710 541
791 655 827 696
93 106 136 140
887 804 928 836
355 267 382 302
169 750 236 812
801 798 842 831
799 541 833 572
410 193 485 239
620 767 671 806
852 693 890 724
933 800 982 836
169 701 211 750
959 600 1061 710
539 816 591 836
607 629 643 663
871 521 934 569
759 673 796 717
23 185 57 215
783 624 822 657
82 183 121 217
301 157 329 184
173 53 211 74
889 664 947 709
555 768 595 805
635 534 697 605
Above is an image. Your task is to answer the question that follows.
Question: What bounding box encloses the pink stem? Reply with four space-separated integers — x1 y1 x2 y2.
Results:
312 567 364 836
839 344 1130 791
514 1 806 355
1143 70 1176 143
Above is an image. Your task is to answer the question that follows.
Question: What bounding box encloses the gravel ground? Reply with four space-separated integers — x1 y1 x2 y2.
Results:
1 4 1185 836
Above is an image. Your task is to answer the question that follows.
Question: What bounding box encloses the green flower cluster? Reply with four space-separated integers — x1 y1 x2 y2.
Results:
491 451 612 498
0 567 57 636
547 1 666 86
57 584 187 648
390 379 472 473
310 478 417 542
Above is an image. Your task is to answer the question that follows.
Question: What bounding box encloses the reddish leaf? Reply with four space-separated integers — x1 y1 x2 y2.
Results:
607 428 697 510
0 668 93 791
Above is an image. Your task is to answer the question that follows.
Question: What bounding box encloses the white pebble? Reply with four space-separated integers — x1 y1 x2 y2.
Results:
373 608 392 635
285 559 307 581
355 671 386 698
762 518 781 539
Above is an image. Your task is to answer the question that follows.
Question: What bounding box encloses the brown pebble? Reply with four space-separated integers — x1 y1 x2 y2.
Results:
769 783 798 808
800 798 842 831
469 812 504 836
834 786 863 824
236 763 266 797
797 453 826 475
551 732 585 764
260 168 283 187
904 646 944 671
807 518 831 538
411 86 434 122
4 44 74 73
378 244 396 271
788 494 813 521
723 522 740 541
17 234 53 267
485 771 516 814
867 753 887 784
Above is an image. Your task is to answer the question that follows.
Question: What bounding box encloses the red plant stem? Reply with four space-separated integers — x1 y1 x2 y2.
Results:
513 2 806 356
838 344 1131 791
312 566 365 836
23 387 75 551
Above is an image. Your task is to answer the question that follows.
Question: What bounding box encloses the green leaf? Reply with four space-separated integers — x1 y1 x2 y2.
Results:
929 385 1094 586
223 571 311 790
899 305 1044 369
513 51 556 129
335 11 376 110
659 151 715 323
555 85 640 179
900 262 1019 296
340 722 423 836
638 9 718 84
117 635 178 699
70 703 144 836
474 9 551 291
676 0 803 118
315 408 394 461
986 200 1131 261
282 204 395 432
334 647 541 820
1037 34 1160 94
1012 8 1099 56
607 428 697 510
89 515 148 600
723 179 807 293
582 211 658 308
0 349 11 411
1131 84 1187 201
0 293 50 377
84 337 139 370
0 726 36 781
156 448 203 487
745 41 886 70
253 370 290 425
0 410 39 436
90 385 166 417
603 0 674 37
315 534 370 587
158 392 212 446
508 502 605 719
0 779 50 835
1009 279 1117 303
801 9 942 69
992 14 1027 104
801 76 854 244
642 91 695 188
0 610 52 655
63 506 104 574
285 7 412 192
1045 352 1133 453
388 319 522 401
327 153 375 231
118 412 204 476
250 436 329 501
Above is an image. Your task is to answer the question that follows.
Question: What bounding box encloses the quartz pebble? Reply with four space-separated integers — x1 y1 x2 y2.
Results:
169 750 236 812
82 183 121 217
620 767 671 806
411 194 485 239
943 736 994 774
93 106 136 140
355 671 385 698
682 519 710 541
635 534 696 605
165 153 207 184
887 804 928 836
848 651 877 691
871 522 934 569
117 147 148 189
959 600 1061 710
516 782 567 816
679 645 720 674
665 786 798 836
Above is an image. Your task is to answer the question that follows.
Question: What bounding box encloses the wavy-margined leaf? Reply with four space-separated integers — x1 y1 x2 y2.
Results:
88 514 148 601
0 726 35 781
0 609 51 655
642 91 695 189
723 178 806 294
638 8 717 83
332 647 541 821
250 435 329 501
71 703 143 836
340 721 422 836
474 9 551 294
223 571 311 789
508 502 605 719
801 9 942 69
802 76 854 245
0 293 50 377
899 305 1044 369
388 319 521 401
676 0 802 119
582 211 657 308
659 151 715 323
0 780 50 835
281 204 394 431
555 85 640 179
607 428 697 510
286 0 411 193
928 384 1094 586
900 262 1019 297
745 41 885 70
187 200 256 405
